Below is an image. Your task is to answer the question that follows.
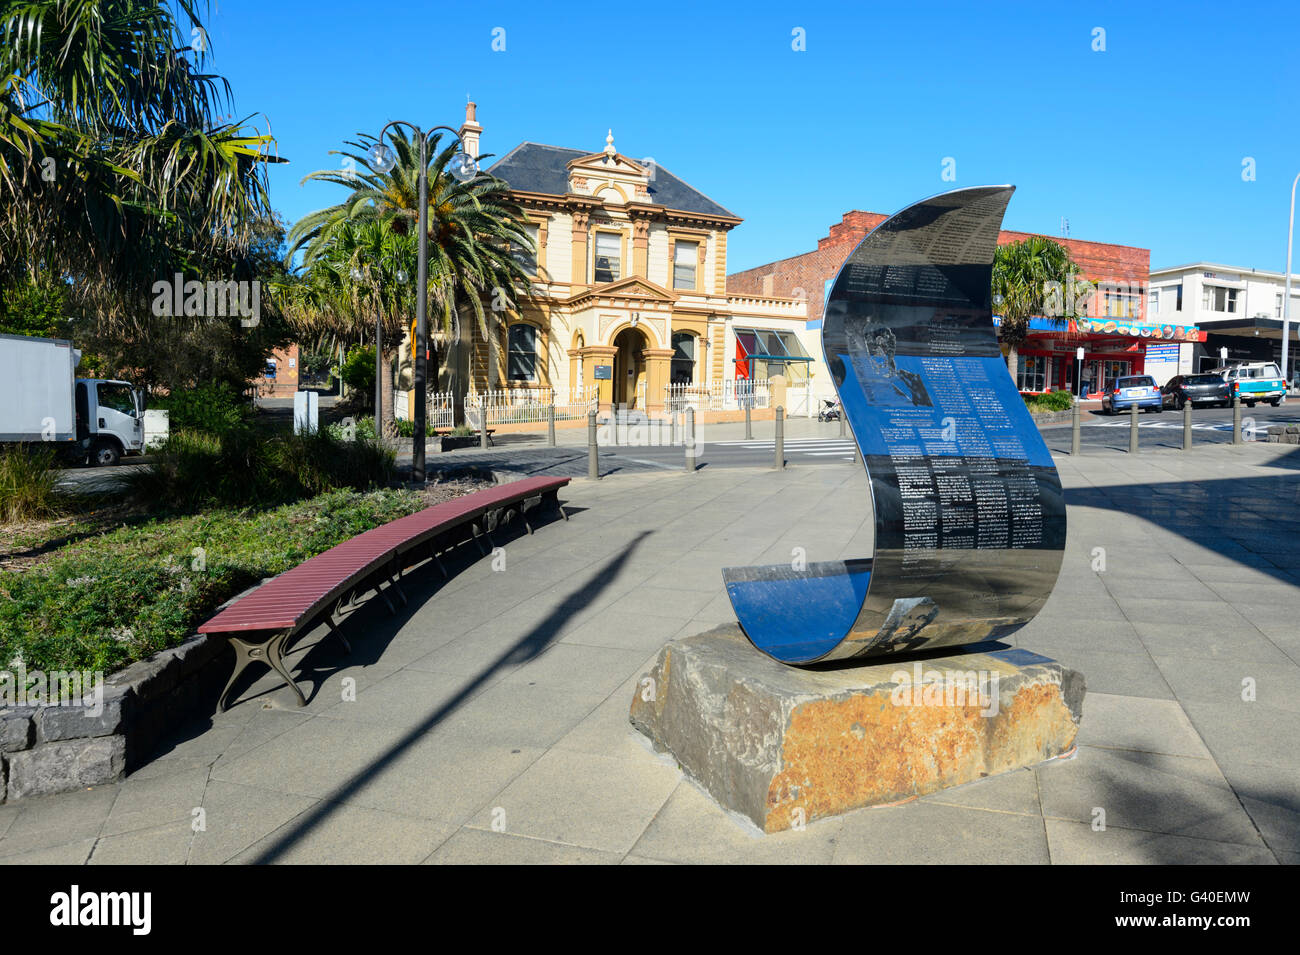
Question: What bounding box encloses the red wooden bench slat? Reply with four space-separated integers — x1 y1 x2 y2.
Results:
198 476 567 635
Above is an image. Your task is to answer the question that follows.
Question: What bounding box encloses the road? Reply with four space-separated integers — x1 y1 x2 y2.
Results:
52 401 1300 490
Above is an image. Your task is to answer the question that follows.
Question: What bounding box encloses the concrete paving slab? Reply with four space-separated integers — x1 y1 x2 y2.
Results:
630 781 842 864
466 749 680 854
426 828 621 864
230 804 456 864
1035 746 1264 847
833 801 1051 864
1075 693 1214 758
1044 819 1277 865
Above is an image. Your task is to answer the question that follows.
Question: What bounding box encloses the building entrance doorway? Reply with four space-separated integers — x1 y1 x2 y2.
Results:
612 327 648 409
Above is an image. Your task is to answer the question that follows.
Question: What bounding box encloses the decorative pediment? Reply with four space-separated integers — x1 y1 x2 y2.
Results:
567 276 678 306
565 152 650 177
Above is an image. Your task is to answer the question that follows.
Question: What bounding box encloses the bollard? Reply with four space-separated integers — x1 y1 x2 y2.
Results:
839 409 846 438
587 410 600 479
1232 395 1242 445
775 406 785 469
1071 399 1081 455
479 399 489 449
547 404 556 447
685 407 697 473
1128 403 1139 453
744 403 753 440
1182 400 1192 451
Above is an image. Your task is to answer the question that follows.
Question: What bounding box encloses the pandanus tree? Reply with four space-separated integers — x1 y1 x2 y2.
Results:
991 236 1085 389
0 0 283 336
287 128 534 424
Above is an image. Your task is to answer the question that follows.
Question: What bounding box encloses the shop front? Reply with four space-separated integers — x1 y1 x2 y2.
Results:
1003 317 1205 398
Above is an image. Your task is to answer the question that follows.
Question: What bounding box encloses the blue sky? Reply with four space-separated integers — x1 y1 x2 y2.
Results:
205 0 1299 274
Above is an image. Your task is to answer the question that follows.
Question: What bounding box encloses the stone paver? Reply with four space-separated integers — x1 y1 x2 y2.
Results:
3 441 1297 864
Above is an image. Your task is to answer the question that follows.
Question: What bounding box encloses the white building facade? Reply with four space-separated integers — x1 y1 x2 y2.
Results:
1148 262 1300 380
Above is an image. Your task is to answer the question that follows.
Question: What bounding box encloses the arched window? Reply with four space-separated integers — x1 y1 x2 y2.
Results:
508 324 538 381
671 332 695 384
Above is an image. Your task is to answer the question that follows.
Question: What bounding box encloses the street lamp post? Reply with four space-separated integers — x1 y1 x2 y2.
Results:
368 122 478 483
1283 172 1299 393
1075 345 1085 399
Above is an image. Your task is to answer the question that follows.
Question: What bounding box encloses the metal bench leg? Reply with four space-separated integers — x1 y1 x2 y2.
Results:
389 558 408 606
471 523 490 556
325 616 351 654
262 631 307 708
432 551 447 577
218 629 303 712
375 579 396 614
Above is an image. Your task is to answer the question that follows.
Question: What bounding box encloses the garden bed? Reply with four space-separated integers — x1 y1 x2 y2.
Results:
0 478 490 801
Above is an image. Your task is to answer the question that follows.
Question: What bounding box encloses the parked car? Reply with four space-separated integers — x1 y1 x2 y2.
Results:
1161 373 1231 409
1101 375 1162 414
1209 363 1288 407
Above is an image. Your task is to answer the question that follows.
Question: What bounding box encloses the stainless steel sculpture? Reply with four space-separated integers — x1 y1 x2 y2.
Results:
723 186 1066 664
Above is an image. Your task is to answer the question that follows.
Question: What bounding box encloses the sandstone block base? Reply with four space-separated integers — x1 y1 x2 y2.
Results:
629 624 1085 833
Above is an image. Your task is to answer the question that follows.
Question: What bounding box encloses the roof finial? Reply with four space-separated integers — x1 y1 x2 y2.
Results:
604 129 616 157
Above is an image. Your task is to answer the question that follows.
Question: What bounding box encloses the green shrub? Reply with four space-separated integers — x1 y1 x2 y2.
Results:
326 415 378 442
148 381 248 435
0 488 432 674
0 444 63 524
1024 389 1075 413
340 345 376 397
124 428 394 511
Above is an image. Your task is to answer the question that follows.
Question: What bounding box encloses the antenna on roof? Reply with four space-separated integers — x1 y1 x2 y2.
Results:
1060 217 1070 238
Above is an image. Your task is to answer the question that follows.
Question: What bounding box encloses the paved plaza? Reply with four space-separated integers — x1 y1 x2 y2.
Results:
3 440 1298 864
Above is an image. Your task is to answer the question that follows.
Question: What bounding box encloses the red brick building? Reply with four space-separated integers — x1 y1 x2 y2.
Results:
730 211 1198 396
251 343 299 398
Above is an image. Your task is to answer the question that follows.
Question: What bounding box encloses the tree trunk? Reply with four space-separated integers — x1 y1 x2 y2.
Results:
380 346 396 437
1006 343 1020 391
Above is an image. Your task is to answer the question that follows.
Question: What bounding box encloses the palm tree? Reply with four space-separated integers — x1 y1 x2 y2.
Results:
992 236 1085 388
276 218 417 429
0 0 282 327
287 129 534 423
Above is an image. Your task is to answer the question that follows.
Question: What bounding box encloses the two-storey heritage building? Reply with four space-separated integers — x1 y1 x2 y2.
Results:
413 103 817 417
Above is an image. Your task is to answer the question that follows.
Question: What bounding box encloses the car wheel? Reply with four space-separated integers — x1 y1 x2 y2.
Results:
1246 401 1256 409
92 440 120 467
1269 399 1280 407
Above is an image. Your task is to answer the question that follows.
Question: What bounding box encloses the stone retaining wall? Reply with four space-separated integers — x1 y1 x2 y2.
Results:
0 588 251 803
1266 425 1300 444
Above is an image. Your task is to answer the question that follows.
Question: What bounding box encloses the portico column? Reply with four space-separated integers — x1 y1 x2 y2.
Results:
581 345 618 411
643 347 676 415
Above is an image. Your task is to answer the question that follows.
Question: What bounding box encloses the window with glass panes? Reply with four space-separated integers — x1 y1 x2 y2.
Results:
593 232 620 283
671 332 695 383
1016 354 1048 392
1201 285 1239 313
673 241 698 290
513 223 539 273
507 324 538 381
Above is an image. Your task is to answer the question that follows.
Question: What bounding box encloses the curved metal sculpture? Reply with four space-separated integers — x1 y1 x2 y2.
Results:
723 186 1066 664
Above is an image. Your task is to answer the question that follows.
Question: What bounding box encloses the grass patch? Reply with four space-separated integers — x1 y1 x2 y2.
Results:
125 428 396 511
0 444 63 524
0 486 454 675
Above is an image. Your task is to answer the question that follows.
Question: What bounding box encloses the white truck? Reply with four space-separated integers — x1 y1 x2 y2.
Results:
0 333 146 466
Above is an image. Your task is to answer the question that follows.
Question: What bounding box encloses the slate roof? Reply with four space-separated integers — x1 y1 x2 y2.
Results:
487 142 738 219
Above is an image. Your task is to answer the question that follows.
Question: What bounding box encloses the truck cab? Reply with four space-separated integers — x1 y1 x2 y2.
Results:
1212 363 1288 408
75 378 145 466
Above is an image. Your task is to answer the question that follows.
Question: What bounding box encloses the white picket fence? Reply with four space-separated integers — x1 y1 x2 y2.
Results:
425 387 598 429
664 379 772 413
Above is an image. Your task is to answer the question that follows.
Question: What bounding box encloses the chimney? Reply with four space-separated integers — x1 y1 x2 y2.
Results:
459 100 482 159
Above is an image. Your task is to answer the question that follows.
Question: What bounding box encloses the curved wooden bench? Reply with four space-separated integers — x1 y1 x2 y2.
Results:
198 476 569 710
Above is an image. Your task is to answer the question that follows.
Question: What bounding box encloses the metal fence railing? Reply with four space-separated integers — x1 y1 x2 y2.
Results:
424 387 597 428
664 379 772 413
